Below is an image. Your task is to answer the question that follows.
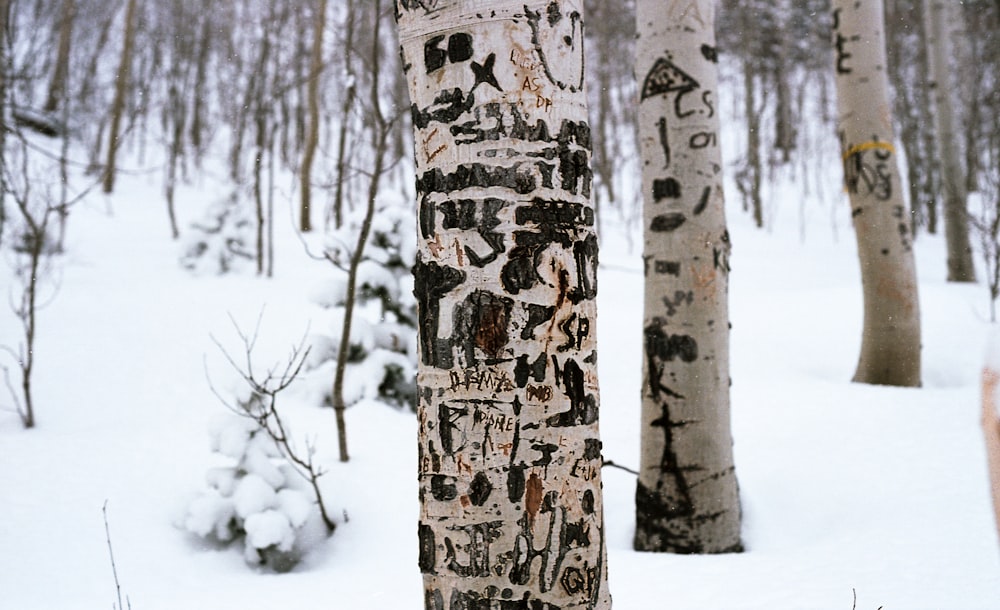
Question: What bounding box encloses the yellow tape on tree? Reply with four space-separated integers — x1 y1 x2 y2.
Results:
841 140 896 160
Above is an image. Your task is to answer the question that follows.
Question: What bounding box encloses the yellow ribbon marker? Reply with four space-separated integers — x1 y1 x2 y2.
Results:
842 140 896 160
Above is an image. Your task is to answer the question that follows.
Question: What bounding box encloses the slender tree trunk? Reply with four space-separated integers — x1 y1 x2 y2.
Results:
267 123 276 278
0 0 9 247
43 0 75 114
102 0 138 194
251 16 273 277
331 0 388 464
190 14 212 162
925 0 976 282
833 0 922 387
299 0 327 233
917 14 939 237
331 0 356 229
773 0 796 165
396 1 611 606
741 6 763 228
634 0 742 555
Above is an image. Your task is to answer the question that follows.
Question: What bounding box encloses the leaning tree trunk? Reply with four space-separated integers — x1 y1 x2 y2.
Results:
633 0 742 555
396 1 611 607
924 0 976 282
833 0 922 387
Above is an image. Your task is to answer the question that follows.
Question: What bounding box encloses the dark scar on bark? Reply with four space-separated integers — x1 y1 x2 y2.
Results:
650 213 687 233
413 257 465 368
546 358 598 427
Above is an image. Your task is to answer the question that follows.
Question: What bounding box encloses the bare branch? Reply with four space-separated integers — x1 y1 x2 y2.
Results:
208 319 335 533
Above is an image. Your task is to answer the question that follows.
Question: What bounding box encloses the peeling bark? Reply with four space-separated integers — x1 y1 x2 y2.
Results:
396 2 611 607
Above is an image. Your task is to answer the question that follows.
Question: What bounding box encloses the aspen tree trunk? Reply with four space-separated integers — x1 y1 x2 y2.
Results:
43 0 75 114
924 0 976 282
917 17 939 236
633 0 742 555
189 12 212 162
740 5 763 228
330 0 356 229
102 0 138 194
833 0 922 387
396 2 611 607
299 0 327 234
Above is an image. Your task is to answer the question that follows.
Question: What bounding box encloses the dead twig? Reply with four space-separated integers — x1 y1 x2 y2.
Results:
102 501 132 610
207 315 336 534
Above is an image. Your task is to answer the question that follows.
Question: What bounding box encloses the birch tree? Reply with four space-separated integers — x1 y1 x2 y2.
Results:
924 0 976 282
396 1 611 607
633 0 742 555
833 0 922 386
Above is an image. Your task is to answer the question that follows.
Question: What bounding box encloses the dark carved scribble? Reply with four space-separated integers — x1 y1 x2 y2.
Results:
471 53 502 92
843 147 892 201
653 178 681 201
657 117 671 168
525 3 585 92
411 88 476 129
650 213 687 233
546 358 598 427
641 57 698 101
413 257 466 368
693 186 711 216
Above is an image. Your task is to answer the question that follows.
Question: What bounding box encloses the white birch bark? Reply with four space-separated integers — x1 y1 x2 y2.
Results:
633 0 742 554
924 0 976 282
833 0 922 386
395 2 611 607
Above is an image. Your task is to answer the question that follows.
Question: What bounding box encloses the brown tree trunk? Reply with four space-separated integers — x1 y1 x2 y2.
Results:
189 12 212 162
396 1 611 606
102 0 138 194
741 6 763 228
634 0 742 555
330 0 389 464
43 0 75 114
0 0 9 246
925 0 976 282
299 0 327 233
833 0 922 387
331 0 356 229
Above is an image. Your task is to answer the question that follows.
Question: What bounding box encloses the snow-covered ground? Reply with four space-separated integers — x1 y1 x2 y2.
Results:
2 155 999 609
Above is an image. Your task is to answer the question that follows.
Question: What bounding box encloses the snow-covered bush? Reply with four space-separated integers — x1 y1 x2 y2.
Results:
179 191 254 274
184 411 325 572
304 203 418 411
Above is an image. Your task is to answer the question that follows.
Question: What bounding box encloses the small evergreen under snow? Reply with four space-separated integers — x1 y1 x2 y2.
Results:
180 191 255 275
300 203 419 412
184 413 326 572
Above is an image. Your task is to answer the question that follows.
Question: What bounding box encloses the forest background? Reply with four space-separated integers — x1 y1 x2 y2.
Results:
1 0 1000 608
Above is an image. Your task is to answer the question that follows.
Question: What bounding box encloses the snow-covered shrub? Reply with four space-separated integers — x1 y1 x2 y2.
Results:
179 191 254 274
304 203 418 411
184 411 325 572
